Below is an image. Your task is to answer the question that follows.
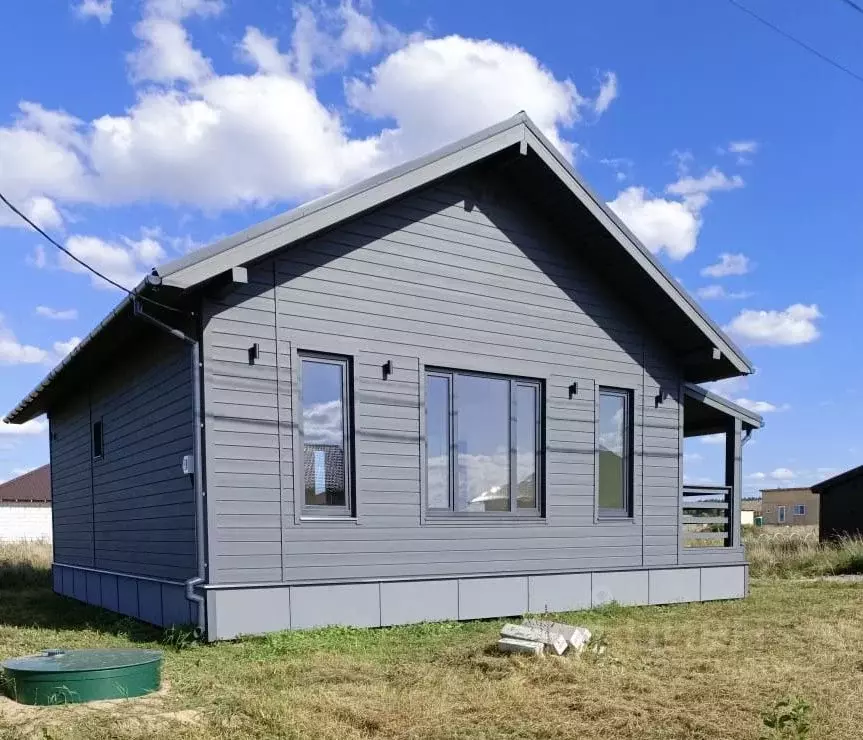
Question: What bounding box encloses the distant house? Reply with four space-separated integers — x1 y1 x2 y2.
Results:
812 466 863 541
740 498 762 527
0 465 51 541
3 114 763 640
760 487 819 526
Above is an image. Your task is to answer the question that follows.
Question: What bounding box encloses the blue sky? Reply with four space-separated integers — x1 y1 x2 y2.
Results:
1 0 860 494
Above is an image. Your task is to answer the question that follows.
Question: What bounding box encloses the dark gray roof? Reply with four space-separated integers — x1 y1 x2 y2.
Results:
5 112 754 424
683 383 764 435
812 465 863 494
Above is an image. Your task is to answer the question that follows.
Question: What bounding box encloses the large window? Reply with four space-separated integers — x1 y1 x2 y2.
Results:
597 387 633 519
299 353 353 515
425 369 542 515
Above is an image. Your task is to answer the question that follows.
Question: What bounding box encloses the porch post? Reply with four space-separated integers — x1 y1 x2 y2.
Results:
725 417 743 549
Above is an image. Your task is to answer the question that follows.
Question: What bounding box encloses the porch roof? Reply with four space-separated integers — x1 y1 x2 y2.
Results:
682 383 764 438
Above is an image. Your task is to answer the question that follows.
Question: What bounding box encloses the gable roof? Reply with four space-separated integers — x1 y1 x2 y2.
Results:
812 465 863 494
0 464 51 503
5 112 753 424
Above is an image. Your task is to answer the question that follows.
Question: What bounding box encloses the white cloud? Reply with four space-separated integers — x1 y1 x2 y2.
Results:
728 140 758 154
36 306 79 321
748 467 797 482
696 284 752 300
594 71 618 115
289 1 409 80
0 317 50 365
725 304 822 346
129 18 213 84
701 252 751 278
769 467 795 481
0 419 48 436
0 3 600 230
74 0 112 24
347 35 585 161
608 186 700 260
733 398 789 414
60 234 166 290
702 375 749 399
27 245 47 269
144 0 224 20
666 167 744 211
54 337 82 357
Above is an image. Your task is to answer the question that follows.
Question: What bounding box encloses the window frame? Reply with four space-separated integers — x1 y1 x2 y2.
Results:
297 351 355 519
423 367 544 519
793 504 806 516
92 419 104 461
595 386 634 520
777 505 787 524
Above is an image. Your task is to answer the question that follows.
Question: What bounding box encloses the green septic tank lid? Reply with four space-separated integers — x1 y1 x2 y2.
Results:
2 649 163 705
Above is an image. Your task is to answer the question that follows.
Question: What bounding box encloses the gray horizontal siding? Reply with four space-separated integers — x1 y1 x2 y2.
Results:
49 331 196 582
203 170 687 585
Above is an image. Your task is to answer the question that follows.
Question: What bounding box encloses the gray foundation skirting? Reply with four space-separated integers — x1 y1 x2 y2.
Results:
53 562 746 640
52 563 198 628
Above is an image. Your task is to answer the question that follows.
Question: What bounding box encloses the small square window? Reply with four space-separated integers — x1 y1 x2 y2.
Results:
793 504 806 516
92 420 104 460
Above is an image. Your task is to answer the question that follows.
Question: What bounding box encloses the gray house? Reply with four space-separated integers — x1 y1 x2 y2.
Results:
5 114 763 640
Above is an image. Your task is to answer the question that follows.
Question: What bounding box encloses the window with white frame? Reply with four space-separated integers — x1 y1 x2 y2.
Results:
777 505 787 523
425 368 542 515
793 504 806 516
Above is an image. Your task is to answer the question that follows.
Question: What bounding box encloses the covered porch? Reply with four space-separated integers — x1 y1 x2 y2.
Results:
682 383 763 551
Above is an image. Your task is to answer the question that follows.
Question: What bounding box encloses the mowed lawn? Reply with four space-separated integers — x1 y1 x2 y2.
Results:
2 539 863 739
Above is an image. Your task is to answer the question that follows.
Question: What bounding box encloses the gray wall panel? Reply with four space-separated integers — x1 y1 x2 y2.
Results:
648 567 700 605
49 329 196 584
700 565 745 601
528 573 592 614
379 579 459 626
117 577 139 618
208 588 292 639
290 583 380 629
458 576 528 620
591 570 648 607
100 573 119 612
85 571 101 605
161 584 193 628
137 581 163 626
52 566 62 593
73 569 87 601
204 171 690 587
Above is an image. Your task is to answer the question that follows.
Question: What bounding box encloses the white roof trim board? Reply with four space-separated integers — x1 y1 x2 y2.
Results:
5 112 754 424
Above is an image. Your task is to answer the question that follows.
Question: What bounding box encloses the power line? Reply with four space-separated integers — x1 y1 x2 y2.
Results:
838 0 863 17
0 191 186 315
724 0 863 85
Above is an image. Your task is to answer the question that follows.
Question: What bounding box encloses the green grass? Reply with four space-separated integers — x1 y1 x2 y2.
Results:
3 541 863 739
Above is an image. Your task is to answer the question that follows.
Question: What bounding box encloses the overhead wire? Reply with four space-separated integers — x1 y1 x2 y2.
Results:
0 191 187 315
723 0 863 85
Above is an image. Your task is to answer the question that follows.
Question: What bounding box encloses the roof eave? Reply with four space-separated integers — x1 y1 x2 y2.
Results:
683 382 764 430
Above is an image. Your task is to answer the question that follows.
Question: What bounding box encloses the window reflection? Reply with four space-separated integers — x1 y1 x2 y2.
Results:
302 358 347 507
598 389 630 514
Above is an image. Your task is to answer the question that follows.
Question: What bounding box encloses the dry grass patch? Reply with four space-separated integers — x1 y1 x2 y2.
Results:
745 526 863 578
3 541 863 738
